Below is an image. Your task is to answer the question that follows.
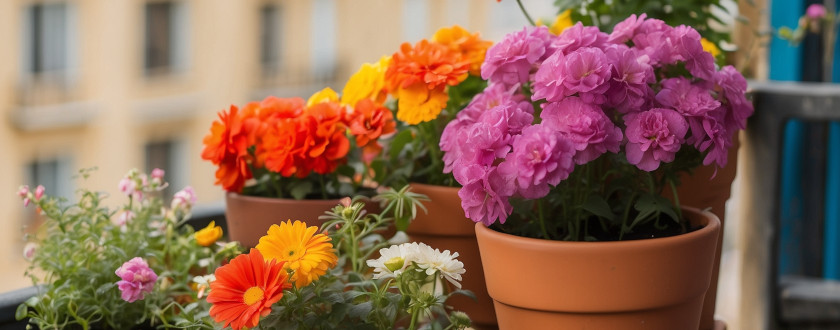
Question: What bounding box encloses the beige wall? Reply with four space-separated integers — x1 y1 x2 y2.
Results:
0 0 533 292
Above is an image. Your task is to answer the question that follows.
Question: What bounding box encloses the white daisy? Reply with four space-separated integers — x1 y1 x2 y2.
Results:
366 242 419 280
412 243 466 289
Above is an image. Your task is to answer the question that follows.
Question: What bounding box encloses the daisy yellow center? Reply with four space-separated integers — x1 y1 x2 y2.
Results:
282 245 305 261
243 286 264 306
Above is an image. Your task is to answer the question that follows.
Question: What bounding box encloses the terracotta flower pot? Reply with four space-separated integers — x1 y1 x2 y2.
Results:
475 206 721 330
224 193 342 248
406 183 497 329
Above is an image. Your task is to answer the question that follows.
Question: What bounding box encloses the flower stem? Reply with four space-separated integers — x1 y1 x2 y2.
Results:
668 177 683 221
538 199 550 240
516 0 536 26
408 306 420 330
319 175 328 199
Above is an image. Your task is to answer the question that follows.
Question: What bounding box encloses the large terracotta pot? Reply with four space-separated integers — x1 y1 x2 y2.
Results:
225 193 342 248
406 183 496 329
475 206 721 330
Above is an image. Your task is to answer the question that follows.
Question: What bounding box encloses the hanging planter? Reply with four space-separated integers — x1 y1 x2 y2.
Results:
475 207 720 330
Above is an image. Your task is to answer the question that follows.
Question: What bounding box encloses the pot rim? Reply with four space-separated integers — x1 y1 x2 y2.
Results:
226 192 347 205
474 206 720 250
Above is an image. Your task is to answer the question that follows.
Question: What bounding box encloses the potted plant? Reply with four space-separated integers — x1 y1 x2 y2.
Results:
201 91 396 247
15 168 241 329
193 187 473 330
440 13 752 329
336 25 504 326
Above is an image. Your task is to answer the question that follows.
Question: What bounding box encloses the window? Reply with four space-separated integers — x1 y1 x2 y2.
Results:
310 0 336 79
144 1 188 75
145 140 187 201
22 2 77 83
260 4 282 75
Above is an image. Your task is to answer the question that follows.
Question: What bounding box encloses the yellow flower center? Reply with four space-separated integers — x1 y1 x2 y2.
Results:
282 245 304 261
384 257 405 272
243 286 265 306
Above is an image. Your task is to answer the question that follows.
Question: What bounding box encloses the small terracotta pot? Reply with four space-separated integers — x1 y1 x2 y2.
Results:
224 193 342 248
475 207 721 330
406 183 496 329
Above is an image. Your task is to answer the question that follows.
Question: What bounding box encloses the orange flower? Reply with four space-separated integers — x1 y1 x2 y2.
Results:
259 118 303 177
201 105 260 192
301 102 350 175
385 39 469 92
432 25 492 76
347 99 396 148
207 249 291 330
396 84 450 125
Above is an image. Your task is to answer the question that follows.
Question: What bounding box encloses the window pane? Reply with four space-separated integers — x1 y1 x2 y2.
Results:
28 3 68 74
145 2 173 71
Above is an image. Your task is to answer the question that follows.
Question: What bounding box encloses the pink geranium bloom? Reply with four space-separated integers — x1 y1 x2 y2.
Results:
497 125 576 199
625 108 689 171
115 257 158 303
481 26 553 86
457 165 514 226
541 97 623 164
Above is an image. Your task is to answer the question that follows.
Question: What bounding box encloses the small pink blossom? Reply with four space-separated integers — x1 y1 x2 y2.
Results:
481 26 553 86
118 177 137 197
553 22 609 55
115 257 158 303
113 210 135 227
807 4 827 19
171 186 197 212
34 185 45 201
17 185 29 198
608 13 648 44
23 242 38 261
457 165 514 226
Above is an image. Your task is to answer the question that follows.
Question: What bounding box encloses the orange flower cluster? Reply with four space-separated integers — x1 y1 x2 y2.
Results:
380 25 490 125
201 95 394 193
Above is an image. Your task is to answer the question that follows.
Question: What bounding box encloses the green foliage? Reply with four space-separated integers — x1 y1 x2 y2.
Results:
554 0 733 46
17 169 242 329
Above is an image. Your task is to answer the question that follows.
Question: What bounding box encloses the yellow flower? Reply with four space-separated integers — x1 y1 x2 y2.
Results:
195 221 223 247
701 38 721 58
306 87 340 107
341 56 390 107
550 10 574 35
537 10 573 35
396 84 448 125
256 220 338 288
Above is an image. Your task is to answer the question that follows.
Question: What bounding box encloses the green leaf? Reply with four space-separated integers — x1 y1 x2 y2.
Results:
289 181 314 200
389 129 415 161
582 194 616 222
15 303 28 320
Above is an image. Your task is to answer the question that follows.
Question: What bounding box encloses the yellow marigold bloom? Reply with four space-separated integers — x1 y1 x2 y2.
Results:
341 56 390 106
432 25 492 76
256 220 338 288
396 84 448 125
306 87 340 107
195 221 223 247
701 38 721 58
550 10 574 35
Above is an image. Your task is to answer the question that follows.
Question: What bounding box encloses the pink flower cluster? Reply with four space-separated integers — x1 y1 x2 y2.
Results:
115 257 158 303
441 15 753 226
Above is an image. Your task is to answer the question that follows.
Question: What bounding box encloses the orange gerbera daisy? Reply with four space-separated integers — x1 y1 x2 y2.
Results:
384 39 469 92
432 25 492 76
256 220 338 288
207 249 291 330
201 105 260 192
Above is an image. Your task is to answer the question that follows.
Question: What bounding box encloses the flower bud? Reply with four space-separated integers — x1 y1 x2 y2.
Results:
23 242 38 261
449 311 472 329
